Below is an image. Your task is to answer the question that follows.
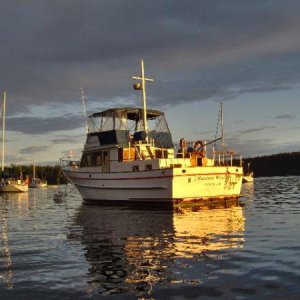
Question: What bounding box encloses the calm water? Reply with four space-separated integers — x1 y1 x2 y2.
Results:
1 177 300 299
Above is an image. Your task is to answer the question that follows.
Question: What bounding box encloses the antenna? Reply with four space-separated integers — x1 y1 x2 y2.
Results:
132 60 154 134
80 87 88 134
2 91 6 172
32 145 35 179
221 102 225 163
221 102 224 153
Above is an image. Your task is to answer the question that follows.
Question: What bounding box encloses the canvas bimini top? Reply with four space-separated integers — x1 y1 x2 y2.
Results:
86 107 174 149
90 107 165 120
88 107 170 135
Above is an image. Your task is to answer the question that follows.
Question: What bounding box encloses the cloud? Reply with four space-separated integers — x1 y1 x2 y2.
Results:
223 136 277 157
51 134 85 145
1 0 300 115
1 1 300 158
274 114 296 119
19 145 50 155
6 114 84 134
238 126 275 135
278 125 300 131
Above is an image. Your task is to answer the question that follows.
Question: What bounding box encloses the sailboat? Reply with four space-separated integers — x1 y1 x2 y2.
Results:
242 162 254 183
0 91 28 193
29 146 47 188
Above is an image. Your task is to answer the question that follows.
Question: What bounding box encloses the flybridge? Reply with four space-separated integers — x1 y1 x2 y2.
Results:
86 107 174 149
87 107 170 133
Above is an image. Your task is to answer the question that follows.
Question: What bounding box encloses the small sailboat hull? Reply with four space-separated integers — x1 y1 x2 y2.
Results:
242 175 254 183
0 92 28 193
29 180 47 188
0 183 28 192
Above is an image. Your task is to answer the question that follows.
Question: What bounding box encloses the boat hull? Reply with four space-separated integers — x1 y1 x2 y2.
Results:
29 178 47 188
63 166 243 203
0 184 28 193
242 175 254 183
29 183 48 188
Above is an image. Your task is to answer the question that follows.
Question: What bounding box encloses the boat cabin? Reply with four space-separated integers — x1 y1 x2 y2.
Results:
79 107 177 172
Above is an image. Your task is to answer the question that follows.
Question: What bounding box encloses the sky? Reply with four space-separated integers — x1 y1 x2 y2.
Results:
1 0 300 165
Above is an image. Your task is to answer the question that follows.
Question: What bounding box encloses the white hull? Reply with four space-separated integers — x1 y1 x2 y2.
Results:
29 178 47 188
242 175 254 183
0 183 28 193
29 182 47 188
63 165 243 203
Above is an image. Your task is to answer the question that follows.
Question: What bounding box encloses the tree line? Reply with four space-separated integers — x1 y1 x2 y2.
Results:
3 164 68 185
243 152 300 177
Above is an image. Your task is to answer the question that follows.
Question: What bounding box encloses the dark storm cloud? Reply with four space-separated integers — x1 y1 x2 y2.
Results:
6 114 83 134
1 0 300 120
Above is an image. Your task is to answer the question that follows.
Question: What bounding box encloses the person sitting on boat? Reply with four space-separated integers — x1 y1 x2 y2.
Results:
193 140 205 157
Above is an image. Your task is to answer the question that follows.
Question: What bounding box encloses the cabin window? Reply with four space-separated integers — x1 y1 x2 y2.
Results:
87 155 92 167
81 152 103 167
132 165 139 172
95 155 102 166
103 151 109 164
92 151 102 166
90 152 101 167
145 164 152 170
118 148 123 162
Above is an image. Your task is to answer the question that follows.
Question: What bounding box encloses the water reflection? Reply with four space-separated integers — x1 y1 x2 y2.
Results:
0 193 29 289
70 201 245 297
242 180 255 200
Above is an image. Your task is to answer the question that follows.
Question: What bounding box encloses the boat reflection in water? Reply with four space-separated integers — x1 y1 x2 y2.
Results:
0 192 29 289
71 200 245 297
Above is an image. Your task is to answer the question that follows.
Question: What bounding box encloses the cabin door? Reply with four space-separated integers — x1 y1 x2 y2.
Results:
102 150 110 173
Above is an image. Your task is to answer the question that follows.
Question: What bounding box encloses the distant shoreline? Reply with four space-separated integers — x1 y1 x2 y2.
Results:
242 151 300 178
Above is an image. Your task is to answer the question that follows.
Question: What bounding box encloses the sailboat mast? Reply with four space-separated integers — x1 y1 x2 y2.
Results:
221 102 224 149
2 91 6 172
221 102 225 163
32 146 35 178
80 87 88 134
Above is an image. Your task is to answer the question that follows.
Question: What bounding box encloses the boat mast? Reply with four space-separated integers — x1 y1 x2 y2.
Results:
80 87 88 134
132 60 154 133
221 102 225 163
32 146 35 179
2 91 6 172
